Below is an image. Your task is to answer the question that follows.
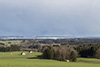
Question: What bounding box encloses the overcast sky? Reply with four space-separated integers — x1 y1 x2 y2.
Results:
0 0 100 37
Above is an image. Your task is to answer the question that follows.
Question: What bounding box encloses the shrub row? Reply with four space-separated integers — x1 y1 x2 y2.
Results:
43 46 78 62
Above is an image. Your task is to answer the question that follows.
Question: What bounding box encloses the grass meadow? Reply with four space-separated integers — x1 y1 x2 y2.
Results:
0 51 100 67
0 41 20 45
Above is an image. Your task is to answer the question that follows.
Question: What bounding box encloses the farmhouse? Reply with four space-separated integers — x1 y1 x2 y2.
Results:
29 50 33 53
21 52 26 55
51 43 61 46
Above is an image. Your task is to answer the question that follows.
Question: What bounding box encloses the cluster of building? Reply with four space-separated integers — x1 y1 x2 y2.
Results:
21 50 33 55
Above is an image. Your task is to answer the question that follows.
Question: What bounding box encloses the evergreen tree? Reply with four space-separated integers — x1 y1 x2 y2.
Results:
70 51 77 61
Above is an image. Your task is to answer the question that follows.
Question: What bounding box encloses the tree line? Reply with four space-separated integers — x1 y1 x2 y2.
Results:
0 45 20 52
75 44 100 59
43 44 100 62
43 46 78 62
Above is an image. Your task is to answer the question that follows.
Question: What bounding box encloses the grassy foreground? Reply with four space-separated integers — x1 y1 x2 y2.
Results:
0 52 100 67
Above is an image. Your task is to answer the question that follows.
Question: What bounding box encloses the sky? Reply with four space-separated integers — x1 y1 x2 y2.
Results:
0 0 100 37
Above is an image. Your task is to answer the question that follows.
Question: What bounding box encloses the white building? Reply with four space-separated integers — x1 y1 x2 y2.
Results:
21 52 26 55
29 51 33 53
51 43 61 46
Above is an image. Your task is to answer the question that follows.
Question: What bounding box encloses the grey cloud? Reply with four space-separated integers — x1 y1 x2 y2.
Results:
0 0 100 37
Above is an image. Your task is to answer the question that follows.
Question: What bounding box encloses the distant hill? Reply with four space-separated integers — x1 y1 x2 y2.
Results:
0 36 100 39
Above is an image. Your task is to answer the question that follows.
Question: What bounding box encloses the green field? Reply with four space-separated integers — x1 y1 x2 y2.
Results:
0 52 100 67
0 40 24 45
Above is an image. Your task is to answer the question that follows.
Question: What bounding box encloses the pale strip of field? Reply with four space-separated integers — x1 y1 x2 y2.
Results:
0 40 24 45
